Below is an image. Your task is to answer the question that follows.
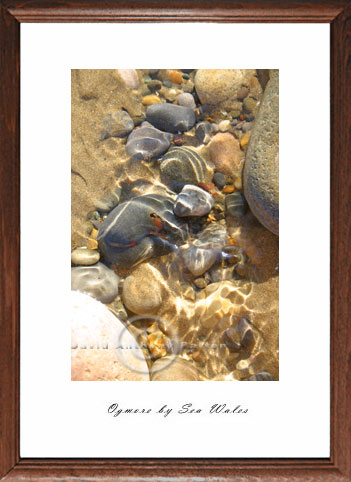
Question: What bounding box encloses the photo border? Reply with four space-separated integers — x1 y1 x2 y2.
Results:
1 1 350 480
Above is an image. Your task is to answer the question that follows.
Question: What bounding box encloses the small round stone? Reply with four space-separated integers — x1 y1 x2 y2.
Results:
218 120 231 132
122 264 163 315
164 88 178 102
174 184 214 217
225 192 248 218
71 248 100 266
177 92 196 109
71 262 120 303
194 277 208 289
169 70 183 84
142 94 162 106
243 97 257 113
145 79 162 92
222 185 235 194
213 172 227 190
237 86 249 100
117 69 139 89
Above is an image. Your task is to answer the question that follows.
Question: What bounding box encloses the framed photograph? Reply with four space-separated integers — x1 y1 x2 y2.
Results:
1 1 350 481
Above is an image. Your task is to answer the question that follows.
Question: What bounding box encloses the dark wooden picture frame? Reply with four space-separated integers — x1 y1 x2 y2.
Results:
1 1 350 480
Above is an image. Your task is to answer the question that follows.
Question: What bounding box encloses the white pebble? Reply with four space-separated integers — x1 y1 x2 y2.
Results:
219 120 231 132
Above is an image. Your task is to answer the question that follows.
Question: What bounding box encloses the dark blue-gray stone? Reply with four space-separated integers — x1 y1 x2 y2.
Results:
195 121 212 144
126 122 172 161
213 172 226 189
98 193 188 268
146 103 196 133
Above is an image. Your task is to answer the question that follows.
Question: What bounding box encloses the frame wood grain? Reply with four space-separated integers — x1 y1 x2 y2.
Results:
1 1 350 480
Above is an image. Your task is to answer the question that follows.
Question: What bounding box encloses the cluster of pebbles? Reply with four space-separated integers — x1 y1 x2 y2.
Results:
71 69 279 382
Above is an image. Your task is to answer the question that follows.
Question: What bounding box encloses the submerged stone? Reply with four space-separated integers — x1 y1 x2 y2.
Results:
181 245 218 277
98 193 188 268
160 146 209 185
126 122 172 161
213 172 227 189
71 248 100 266
237 317 254 348
100 111 134 140
174 185 214 217
195 121 212 144
225 192 248 218
243 70 279 235
71 262 119 303
146 103 196 133
177 92 196 109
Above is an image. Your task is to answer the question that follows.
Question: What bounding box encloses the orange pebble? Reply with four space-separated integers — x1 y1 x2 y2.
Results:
169 70 183 84
240 132 250 149
222 185 235 194
87 238 98 250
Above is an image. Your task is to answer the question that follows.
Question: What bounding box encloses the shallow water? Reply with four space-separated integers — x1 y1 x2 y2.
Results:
71 69 279 381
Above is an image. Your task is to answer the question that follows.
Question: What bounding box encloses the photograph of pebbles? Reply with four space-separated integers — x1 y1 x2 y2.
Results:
71 69 279 382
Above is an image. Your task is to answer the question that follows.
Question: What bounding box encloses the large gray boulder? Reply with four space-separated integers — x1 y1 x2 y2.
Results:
243 70 279 235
